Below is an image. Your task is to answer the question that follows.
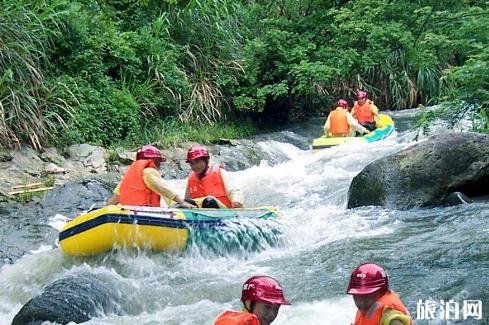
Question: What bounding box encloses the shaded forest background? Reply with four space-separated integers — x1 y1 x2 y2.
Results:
1 0 488 150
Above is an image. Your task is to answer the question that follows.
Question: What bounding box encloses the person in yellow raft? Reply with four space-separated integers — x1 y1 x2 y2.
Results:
351 91 380 132
184 146 244 208
347 263 413 325
106 145 195 208
214 275 290 325
324 99 370 137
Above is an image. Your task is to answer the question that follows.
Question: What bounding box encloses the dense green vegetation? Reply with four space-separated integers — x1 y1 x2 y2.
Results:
1 0 488 150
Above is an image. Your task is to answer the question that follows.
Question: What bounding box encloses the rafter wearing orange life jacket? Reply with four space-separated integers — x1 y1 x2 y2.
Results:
187 163 233 208
353 99 375 124
214 310 260 325
329 107 350 136
353 290 413 325
119 160 160 207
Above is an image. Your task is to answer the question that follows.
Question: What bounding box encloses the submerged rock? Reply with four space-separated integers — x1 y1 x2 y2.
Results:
12 275 124 324
347 132 489 209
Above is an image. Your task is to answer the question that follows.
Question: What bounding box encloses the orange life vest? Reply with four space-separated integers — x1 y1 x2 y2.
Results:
214 310 260 325
330 107 350 136
353 290 412 325
119 160 161 207
353 100 375 124
187 164 233 208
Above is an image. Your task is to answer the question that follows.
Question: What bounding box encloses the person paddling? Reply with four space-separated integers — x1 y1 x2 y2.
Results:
324 99 370 137
106 145 194 208
351 91 380 131
184 146 244 208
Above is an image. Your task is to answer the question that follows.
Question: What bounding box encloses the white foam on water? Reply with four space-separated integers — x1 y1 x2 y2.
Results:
1 121 429 324
47 213 70 232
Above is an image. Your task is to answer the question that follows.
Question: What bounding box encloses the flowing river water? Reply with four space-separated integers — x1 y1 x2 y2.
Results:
0 111 488 324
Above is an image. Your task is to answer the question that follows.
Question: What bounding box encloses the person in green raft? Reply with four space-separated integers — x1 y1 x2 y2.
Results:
324 99 370 137
351 91 380 132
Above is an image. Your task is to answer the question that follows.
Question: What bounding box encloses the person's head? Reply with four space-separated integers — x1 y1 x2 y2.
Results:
346 263 389 312
186 146 210 174
136 145 166 168
241 275 290 325
337 99 349 110
357 91 368 105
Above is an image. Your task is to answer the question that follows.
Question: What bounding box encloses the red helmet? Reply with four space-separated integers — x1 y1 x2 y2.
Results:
337 99 348 109
347 263 389 295
186 146 210 162
136 145 165 161
357 91 368 99
241 276 290 305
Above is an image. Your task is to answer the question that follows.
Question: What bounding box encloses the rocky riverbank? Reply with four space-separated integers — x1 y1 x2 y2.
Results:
0 133 305 204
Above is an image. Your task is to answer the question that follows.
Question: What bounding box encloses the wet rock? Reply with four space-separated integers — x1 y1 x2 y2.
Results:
0 163 39 199
445 191 473 205
171 147 189 161
12 275 124 325
10 147 44 176
211 138 239 146
115 148 135 165
209 139 278 171
347 132 489 209
62 160 85 172
0 150 12 162
0 203 57 268
40 147 66 165
67 144 107 173
39 174 117 217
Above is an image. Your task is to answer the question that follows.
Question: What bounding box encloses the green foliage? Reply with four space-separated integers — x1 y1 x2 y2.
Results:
415 5 489 134
112 118 256 149
0 0 73 149
1 0 488 150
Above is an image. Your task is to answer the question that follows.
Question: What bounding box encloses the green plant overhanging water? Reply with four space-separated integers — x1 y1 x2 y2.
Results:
2 0 489 150
0 1 73 149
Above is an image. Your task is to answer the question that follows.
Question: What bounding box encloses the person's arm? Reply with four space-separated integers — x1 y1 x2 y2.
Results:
220 168 244 208
323 114 331 135
346 112 369 134
184 181 191 201
380 306 412 325
106 194 119 205
143 168 195 208
106 183 121 205
351 103 357 118
370 102 380 126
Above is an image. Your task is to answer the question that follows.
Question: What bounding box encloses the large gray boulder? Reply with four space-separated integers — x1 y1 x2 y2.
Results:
12 275 125 325
347 132 489 209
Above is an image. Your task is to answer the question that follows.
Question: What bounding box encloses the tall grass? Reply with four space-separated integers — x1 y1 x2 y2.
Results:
124 119 256 149
0 1 73 149
167 0 244 123
362 48 447 110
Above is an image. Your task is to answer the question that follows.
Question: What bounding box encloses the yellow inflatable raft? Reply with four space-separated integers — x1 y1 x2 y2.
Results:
59 205 280 256
311 114 395 150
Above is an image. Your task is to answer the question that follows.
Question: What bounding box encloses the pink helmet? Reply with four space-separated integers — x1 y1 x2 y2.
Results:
337 99 348 109
186 146 210 162
241 276 290 305
357 91 368 99
136 145 165 161
347 263 389 295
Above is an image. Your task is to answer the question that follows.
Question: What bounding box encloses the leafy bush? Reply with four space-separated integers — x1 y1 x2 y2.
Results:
1 0 488 150
0 1 73 149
